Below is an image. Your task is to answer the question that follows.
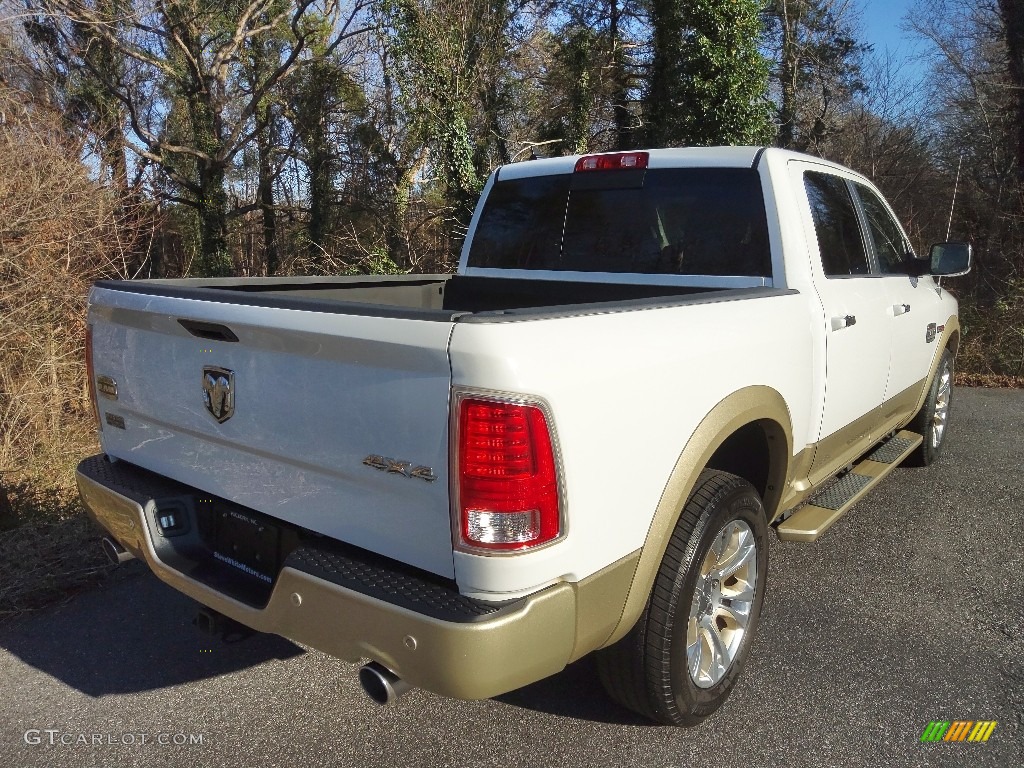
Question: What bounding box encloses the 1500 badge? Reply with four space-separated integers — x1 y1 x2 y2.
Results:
363 455 437 482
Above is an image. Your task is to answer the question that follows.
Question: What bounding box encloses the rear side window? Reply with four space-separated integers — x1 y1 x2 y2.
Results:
467 168 771 277
855 184 912 274
804 171 869 277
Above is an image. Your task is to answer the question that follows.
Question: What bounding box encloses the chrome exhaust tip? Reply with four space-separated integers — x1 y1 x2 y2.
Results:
101 537 134 565
358 662 411 705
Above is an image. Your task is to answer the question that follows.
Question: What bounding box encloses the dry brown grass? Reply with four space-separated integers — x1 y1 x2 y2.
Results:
955 371 1024 389
0 476 116 620
0 88 122 468
0 83 150 618
0 403 120 622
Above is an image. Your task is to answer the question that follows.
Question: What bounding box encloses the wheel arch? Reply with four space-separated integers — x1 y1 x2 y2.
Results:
908 315 961 419
947 327 961 356
600 386 793 648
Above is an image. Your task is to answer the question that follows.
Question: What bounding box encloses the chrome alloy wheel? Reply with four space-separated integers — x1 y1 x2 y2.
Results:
686 520 758 688
931 363 952 448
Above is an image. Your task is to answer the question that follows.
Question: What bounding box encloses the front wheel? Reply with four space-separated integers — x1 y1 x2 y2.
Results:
596 470 768 726
906 349 953 466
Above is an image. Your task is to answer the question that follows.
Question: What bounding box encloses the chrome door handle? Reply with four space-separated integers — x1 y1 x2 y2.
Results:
831 314 857 331
893 303 911 316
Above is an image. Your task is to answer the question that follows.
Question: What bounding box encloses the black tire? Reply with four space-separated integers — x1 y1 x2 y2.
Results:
905 349 953 467
596 470 768 726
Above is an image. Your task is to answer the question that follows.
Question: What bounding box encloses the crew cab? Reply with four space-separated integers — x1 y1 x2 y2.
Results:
76 147 971 725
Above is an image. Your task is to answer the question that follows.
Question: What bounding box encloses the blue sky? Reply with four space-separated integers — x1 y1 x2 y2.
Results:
859 0 932 90
861 0 918 56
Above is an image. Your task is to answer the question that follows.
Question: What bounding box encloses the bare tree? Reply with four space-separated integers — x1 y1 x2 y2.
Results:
764 0 870 151
908 0 1024 374
26 0 371 275
997 0 1024 190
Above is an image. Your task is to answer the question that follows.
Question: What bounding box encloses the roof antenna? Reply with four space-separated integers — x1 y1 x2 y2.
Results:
946 153 964 241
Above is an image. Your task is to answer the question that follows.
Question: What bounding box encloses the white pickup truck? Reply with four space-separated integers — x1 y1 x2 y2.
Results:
76 147 971 726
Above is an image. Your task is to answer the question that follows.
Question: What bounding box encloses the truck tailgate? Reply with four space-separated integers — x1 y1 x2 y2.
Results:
88 286 456 578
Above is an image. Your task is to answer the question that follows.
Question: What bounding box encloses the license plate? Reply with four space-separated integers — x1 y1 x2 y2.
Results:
213 507 280 583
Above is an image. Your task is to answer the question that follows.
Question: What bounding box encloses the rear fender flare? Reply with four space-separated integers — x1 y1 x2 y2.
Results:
601 386 793 647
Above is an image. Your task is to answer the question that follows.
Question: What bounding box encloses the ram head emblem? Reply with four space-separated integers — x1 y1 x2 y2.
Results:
202 366 235 423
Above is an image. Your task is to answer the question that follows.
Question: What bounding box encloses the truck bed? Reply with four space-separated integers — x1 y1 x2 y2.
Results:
93 273 764 320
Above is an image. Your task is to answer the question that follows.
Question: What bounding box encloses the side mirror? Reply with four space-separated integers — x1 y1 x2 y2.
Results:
904 253 931 277
929 242 973 277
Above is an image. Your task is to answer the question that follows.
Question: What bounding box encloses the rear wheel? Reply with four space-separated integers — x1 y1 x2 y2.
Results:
906 349 953 466
596 470 768 725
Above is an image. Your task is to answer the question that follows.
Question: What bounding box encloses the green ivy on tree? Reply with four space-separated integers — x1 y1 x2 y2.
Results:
646 0 774 148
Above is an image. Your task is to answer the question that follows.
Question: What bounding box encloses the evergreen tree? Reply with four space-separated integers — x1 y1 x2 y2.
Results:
539 0 642 154
382 0 514 241
288 21 367 267
645 0 774 147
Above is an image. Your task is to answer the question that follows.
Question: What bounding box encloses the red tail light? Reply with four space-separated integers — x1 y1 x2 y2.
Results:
574 151 649 173
455 396 561 551
85 324 101 431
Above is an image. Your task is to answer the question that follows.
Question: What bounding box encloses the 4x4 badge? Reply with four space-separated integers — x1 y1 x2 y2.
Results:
202 366 235 423
363 455 437 482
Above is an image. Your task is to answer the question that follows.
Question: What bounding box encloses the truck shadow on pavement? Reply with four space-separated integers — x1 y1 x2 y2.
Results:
496 656 655 726
1 562 654 724
0 566 303 698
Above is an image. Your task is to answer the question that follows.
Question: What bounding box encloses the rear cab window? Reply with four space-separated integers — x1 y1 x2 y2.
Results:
467 168 772 278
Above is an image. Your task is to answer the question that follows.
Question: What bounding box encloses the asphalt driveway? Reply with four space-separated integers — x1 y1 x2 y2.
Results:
0 387 1020 768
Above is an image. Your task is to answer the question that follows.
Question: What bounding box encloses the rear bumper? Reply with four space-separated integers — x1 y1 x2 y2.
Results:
75 454 581 700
